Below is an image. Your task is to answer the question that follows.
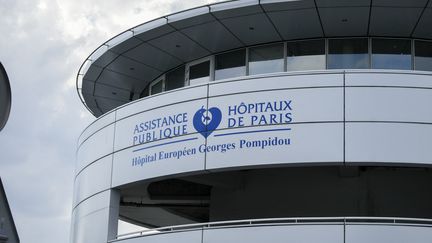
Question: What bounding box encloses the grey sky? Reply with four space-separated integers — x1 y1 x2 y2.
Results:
0 0 220 242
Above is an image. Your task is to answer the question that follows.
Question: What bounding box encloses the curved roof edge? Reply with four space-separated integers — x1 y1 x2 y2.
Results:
0 62 11 131
77 0 432 117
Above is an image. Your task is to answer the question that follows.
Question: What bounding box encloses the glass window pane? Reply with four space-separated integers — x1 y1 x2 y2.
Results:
328 38 369 69
150 80 163 95
415 40 432 71
166 66 185 91
249 43 284 75
215 49 246 80
140 86 149 98
287 40 325 71
189 60 210 85
372 38 411 70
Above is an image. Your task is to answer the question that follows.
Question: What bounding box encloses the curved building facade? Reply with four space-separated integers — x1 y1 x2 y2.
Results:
72 1 432 243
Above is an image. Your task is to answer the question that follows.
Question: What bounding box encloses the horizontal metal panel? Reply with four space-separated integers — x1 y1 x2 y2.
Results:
206 123 344 170
71 207 110 243
118 229 202 243
209 72 344 96
346 87 432 123
345 72 432 88
76 124 115 173
346 225 432 243
73 156 112 207
72 190 111 220
114 98 207 151
111 134 206 187
345 123 432 164
79 111 116 146
203 224 344 243
115 85 208 120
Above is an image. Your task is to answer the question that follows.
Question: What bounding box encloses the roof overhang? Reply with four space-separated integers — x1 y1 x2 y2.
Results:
0 62 11 131
77 0 432 117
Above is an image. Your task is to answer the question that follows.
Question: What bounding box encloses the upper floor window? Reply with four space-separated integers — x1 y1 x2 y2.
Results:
165 66 185 91
187 59 211 86
328 38 369 69
287 39 325 71
150 77 164 95
215 49 246 80
415 40 432 71
372 38 411 70
249 43 284 75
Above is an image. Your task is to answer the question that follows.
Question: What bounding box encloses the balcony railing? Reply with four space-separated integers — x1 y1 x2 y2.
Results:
110 216 432 242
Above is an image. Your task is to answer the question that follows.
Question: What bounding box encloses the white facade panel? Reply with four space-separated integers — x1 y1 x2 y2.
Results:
73 155 112 207
79 111 116 147
203 225 344 243
111 135 206 187
115 85 208 120
117 230 203 243
76 124 115 173
72 190 111 220
71 207 111 243
208 87 343 129
114 98 207 152
345 72 432 88
345 123 432 164
206 123 344 170
346 225 432 243
209 72 343 97
346 87 432 123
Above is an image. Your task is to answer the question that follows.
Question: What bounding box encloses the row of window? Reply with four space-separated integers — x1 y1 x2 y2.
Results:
141 38 432 97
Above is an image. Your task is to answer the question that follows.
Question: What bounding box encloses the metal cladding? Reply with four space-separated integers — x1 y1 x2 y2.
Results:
76 0 432 117
0 62 11 131
72 1 432 243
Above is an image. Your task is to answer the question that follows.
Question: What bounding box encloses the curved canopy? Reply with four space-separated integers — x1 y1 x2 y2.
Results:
78 0 432 116
0 62 11 131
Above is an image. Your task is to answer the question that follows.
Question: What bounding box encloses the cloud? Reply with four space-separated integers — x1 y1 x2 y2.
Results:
0 0 223 242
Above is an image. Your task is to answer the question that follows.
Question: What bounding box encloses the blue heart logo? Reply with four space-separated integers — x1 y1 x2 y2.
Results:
193 106 222 138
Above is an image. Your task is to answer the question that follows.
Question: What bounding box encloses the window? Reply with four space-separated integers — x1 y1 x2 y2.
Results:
150 77 164 95
328 38 369 69
215 49 246 80
287 40 325 71
165 66 185 91
139 86 149 98
188 59 211 86
415 40 432 71
249 43 284 75
372 38 411 70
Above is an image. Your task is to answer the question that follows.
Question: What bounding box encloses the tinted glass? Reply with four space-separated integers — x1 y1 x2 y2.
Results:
287 40 325 71
328 38 369 69
372 39 411 70
166 66 185 91
140 86 149 98
215 49 246 80
249 43 284 75
150 80 163 95
189 60 210 85
415 40 432 71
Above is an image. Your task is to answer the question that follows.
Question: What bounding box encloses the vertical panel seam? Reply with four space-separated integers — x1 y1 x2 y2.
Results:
110 110 117 188
343 71 346 165
204 83 210 171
